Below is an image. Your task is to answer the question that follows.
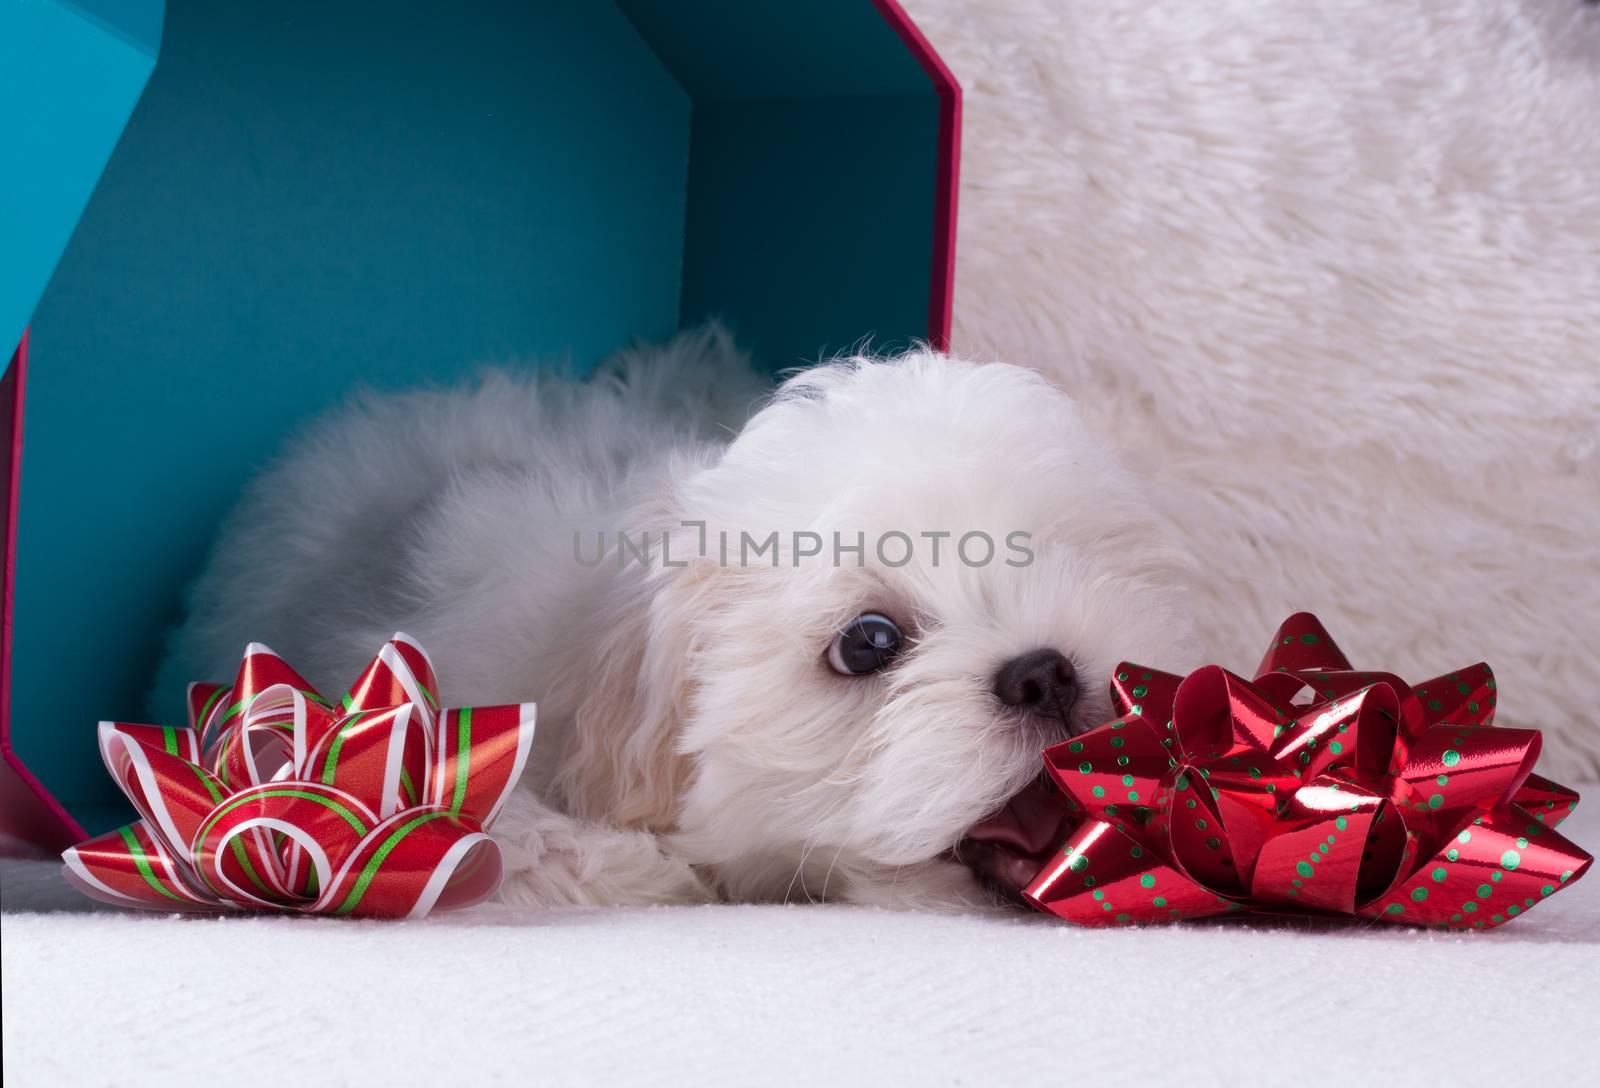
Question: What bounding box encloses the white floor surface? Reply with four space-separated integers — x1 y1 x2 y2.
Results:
4 801 1596 1087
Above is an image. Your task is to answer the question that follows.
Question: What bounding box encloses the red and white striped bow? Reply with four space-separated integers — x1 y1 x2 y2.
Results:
62 634 535 918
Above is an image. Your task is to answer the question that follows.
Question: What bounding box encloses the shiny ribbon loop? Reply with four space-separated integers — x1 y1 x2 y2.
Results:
1026 613 1590 929
62 634 536 918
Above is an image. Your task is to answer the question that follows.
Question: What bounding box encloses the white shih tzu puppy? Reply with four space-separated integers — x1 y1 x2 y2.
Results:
162 326 1197 911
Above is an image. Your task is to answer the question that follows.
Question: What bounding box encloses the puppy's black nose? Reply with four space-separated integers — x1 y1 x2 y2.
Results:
993 649 1078 723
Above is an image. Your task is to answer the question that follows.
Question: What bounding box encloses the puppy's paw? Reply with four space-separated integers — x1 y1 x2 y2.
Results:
842 858 1013 915
493 788 713 908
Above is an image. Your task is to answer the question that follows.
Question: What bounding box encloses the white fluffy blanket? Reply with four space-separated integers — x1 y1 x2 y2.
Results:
902 0 1600 777
4 798 1596 1086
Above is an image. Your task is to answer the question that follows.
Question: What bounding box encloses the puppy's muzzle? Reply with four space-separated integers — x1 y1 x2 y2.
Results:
993 648 1087 735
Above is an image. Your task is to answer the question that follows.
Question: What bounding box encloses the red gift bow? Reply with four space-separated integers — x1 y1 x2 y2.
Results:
1025 613 1591 929
61 634 536 918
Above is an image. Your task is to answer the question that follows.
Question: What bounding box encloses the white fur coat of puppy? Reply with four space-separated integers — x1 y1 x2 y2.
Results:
163 327 1197 910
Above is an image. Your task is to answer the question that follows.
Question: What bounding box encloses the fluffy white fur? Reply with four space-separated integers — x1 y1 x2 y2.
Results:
902 0 1600 777
163 327 1196 909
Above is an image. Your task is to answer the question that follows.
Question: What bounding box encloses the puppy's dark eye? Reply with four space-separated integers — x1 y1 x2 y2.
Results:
827 613 904 676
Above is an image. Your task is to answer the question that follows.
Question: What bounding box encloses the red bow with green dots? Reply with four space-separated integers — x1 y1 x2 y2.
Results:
1025 613 1590 928
61 634 536 918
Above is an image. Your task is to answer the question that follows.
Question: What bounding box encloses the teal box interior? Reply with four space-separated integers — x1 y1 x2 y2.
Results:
1 0 957 840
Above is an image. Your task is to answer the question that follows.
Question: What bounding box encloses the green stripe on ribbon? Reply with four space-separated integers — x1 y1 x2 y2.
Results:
216 729 241 788
187 775 306 900
450 707 472 814
228 837 274 897
195 788 370 854
341 693 355 713
217 687 327 727
187 824 273 901
399 766 418 806
196 686 227 730
187 764 223 804
333 810 453 916
161 727 180 756
118 826 184 902
319 712 367 786
417 682 440 711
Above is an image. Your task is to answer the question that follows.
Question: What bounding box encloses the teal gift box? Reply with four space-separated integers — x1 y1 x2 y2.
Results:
0 0 959 848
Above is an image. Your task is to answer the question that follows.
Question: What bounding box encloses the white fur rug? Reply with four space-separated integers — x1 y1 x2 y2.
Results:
4 803 1597 1087
901 0 1600 777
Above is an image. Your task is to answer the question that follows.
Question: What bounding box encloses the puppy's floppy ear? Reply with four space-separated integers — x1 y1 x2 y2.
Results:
553 529 714 831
